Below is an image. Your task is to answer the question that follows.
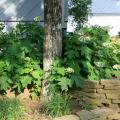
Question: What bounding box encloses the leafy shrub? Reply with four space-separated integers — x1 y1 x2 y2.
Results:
31 24 119 92
0 21 119 97
0 22 44 97
48 59 74 92
0 98 25 120
44 94 71 117
63 26 120 85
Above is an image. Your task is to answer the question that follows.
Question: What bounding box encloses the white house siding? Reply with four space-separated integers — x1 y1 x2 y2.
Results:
0 0 68 31
88 0 120 36
88 14 120 36
67 16 77 32
68 0 120 36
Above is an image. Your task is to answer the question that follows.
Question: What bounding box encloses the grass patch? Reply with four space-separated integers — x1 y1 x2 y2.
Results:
44 94 71 117
0 98 25 120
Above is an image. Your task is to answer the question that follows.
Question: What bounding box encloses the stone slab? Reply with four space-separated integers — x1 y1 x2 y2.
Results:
91 108 116 118
112 99 120 103
100 79 120 86
108 114 120 120
106 94 120 99
104 85 120 90
91 117 107 120
83 84 104 89
71 91 106 99
84 92 106 99
76 110 96 120
54 115 79 120
83 80 103 89
82 88 96 93
97 89 120 94
81 97 111 107
109 104 120 111
84 80 99 85
76 109 116 120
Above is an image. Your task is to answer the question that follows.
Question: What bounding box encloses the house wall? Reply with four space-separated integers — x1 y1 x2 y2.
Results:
88 14 120 36
67 16 77 32
67 0 120 36
0 0 68 31
88 0 120 36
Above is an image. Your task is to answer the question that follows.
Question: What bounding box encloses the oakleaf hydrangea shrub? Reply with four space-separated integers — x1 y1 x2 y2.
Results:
0 22 44 97
0 22 119 95
48 59 74 92
48 26 120 91
63 26 120 85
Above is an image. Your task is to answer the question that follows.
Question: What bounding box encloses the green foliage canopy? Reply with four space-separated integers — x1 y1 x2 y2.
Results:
69 0 92 27
0 22 120 94
0 22 44 98
63 26 120 83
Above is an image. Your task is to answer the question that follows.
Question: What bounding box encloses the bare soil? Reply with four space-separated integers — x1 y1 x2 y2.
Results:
21 98 47 120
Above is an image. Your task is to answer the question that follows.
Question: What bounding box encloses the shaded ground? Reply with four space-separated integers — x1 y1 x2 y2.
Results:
21 97 82 120
21 98 46 120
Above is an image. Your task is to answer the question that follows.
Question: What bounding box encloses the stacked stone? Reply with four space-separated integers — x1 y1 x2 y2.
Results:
71 79 120 120
81 80 120 111
76 108 119 120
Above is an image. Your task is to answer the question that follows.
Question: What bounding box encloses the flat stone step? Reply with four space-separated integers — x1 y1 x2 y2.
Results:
54 115 79 120
76 108 117 120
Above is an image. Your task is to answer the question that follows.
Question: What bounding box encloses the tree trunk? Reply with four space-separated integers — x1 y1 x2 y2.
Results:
41 0 62 101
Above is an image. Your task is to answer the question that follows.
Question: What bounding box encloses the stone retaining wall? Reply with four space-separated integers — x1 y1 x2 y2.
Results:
71 79 120 119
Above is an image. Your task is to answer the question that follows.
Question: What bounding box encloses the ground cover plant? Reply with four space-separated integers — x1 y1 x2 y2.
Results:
0 98 25 120
44 93 71 117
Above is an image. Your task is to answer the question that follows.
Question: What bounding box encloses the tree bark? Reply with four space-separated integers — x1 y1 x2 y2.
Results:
41 0 62 101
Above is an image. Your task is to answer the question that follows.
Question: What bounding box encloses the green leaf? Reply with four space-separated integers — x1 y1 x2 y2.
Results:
57 77 72 91
53 59 62 67
0 76 10 90
54 67 65 76
31 92 37 99
80 46 92 60
65 50 76 59
48 75 56 81
0 61 6 68
71 74 84 87
88 69 99 80
33 79 41 86
20 76 32 87
69 62 80 74
20 68 33 74
113 70 120 78
39 69 44 76
105 69 112 79
31 71 40 79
